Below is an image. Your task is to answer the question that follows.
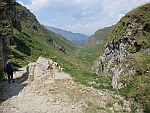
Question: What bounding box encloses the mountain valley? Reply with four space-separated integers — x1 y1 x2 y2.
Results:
0 0 150 112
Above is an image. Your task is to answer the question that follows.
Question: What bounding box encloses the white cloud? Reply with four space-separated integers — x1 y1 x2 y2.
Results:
118 14 125 20
61 19 110 35
18 0 150 35
43 22 59 28
24 0 103 19
17 1 24 6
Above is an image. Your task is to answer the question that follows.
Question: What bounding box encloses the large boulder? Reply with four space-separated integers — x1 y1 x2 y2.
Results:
33 57 51 80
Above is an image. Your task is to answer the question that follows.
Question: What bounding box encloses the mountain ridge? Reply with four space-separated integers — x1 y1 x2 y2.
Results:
45 26 89 45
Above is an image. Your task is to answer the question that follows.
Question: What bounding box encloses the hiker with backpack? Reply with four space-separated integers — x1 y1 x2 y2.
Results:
5 61 15 83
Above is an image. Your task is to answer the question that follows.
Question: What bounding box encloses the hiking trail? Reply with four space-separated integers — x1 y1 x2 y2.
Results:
0 57 140 113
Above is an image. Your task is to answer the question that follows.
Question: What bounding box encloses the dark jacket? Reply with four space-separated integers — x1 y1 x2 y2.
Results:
5 62 14 73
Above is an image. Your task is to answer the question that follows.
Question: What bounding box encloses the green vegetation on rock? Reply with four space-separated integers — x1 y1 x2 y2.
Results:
99 2 150 112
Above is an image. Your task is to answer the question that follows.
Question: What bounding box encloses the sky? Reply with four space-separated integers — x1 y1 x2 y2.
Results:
17 0 150 36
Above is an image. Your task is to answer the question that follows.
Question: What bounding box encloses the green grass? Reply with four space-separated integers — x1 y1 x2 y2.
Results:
128 51 150 75
76 47 100 62
84 101 102 113
119 73 150 110
106 101 113 108
118 100 124 106
130 103 138 113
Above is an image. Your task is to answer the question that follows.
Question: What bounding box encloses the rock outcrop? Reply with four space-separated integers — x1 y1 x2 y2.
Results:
22 56 71 81
92 3 150 90
0 1 16 71
46 37 66 54
33 57 51 80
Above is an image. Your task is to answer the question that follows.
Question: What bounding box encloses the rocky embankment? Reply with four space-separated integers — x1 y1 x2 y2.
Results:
92 16 150 90
0 57 142 113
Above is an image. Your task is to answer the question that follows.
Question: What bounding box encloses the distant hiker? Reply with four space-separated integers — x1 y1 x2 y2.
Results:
5 61 15 83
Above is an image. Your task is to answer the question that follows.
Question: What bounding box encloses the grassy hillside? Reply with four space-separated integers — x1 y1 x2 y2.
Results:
9 2 76 67
101 3 150 112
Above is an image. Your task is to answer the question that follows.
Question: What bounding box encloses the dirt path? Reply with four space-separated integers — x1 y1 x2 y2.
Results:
0 67 134 113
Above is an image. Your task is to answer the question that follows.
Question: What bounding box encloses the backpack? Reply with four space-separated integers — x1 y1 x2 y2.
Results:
6 63 13 72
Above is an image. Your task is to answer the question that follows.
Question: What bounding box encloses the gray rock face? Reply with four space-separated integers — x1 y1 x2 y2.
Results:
0 2 18 71
92 19 144 89
146 48 150 56
34 57 51 80
24 56 71 81
84 36 104 48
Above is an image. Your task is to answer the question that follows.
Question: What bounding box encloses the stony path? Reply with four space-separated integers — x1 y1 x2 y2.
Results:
0 68 134 113
0 56 138 113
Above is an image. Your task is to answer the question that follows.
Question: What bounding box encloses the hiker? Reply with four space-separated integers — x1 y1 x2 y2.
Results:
5 61 15 83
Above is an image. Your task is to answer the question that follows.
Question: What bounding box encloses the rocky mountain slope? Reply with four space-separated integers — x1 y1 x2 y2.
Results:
0 1 76 73
92 2 150 111
83 26 113 49
0 1 15 71
45 26 88 46
0 57 137 113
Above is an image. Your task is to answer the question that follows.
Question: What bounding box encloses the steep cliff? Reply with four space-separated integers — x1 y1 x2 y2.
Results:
0 1 16 71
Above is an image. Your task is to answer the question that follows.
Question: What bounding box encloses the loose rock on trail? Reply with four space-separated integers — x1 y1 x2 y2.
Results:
0 57 135 113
